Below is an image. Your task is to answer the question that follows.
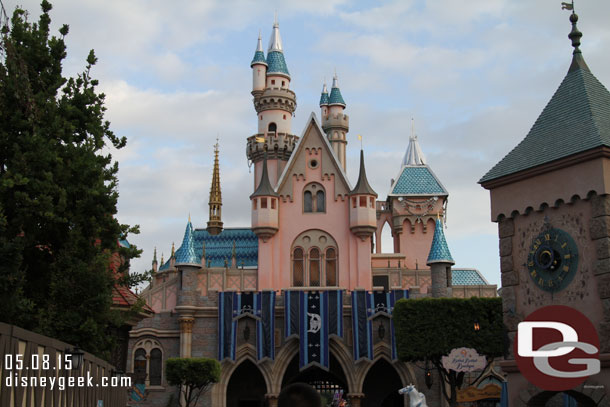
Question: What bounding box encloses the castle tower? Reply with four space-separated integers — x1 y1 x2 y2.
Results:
480 9 610 404
321 73 349 171
247 17 298 190
250 154 279 242
207 141 223 235
426 216 454 298
382 129 447 267
174 218 199 358
349 150 378 239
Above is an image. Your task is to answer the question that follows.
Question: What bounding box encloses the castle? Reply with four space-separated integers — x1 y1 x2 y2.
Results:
127 18 498 407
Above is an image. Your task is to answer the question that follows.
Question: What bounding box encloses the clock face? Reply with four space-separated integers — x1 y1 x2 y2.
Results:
527 228 578 292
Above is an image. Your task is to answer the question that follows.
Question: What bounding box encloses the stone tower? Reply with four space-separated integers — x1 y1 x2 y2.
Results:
247 17 298 190
321 74 349 171
480 10 610 406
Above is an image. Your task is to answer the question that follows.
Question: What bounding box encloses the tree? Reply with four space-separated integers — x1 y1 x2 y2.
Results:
393 297 505 407
0 1 146 358
165 358 221 407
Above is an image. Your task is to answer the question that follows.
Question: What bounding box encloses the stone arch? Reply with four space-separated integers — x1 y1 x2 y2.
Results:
270 337 357 395
517 378 609 407
211 348 273 407
226 359 269 407
354 353 416 395
360 357 405 407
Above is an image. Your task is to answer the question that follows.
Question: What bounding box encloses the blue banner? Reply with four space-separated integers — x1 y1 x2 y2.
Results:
218 291 276 361
299 291 329 370
351 289 409 361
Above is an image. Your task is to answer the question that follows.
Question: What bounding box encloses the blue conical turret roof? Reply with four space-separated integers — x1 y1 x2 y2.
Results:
328 74 346 106
319 83 329 106
266 18 290 77
427 217 454 265
175 219 199 265
251 32 267 67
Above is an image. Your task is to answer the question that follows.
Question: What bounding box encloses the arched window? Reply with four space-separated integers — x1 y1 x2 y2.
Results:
149 349 162 386
268 122 277 133
134 349 147 384
293 248 304 286
132 339 164 387
303 183 325 213
309 248 320 286
325 248 337 286
291 230 339 287
316 191 325 212
304 191 313 213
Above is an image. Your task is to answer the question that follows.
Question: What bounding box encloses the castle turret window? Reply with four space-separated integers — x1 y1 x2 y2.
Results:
149 349 162 386
325 248 337 286
268 122 277 133
292 248 304 286
316 191 325 212
304 191 313 212
309 248 320 286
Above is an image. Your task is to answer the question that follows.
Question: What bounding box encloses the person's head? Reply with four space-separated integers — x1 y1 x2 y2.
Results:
278 382 322 407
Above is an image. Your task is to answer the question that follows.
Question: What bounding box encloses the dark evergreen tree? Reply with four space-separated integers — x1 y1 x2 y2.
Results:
0 0 145 358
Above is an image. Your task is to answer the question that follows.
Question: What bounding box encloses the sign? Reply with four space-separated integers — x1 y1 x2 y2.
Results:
515 305 600 391
457 384 501 402
441 347 486 372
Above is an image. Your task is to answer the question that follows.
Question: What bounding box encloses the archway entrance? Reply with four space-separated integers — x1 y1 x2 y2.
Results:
226 360 267 407
362 359 403 407
527 390 596 407
281 353 348 405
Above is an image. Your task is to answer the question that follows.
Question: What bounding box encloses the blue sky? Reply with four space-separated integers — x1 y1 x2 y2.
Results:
7 0 610 287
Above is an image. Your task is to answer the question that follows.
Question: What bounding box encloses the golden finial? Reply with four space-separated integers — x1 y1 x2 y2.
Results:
171 242 175 257
188 213 191 223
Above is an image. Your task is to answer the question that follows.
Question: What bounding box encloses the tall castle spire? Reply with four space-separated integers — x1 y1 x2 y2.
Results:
207 140 223 235
402 119 426 166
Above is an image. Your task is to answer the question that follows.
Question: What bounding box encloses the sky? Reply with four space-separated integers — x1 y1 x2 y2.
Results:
5 0 610 287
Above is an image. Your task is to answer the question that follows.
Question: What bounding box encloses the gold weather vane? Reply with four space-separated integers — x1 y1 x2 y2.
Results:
357 134 363 149
561 1 574 11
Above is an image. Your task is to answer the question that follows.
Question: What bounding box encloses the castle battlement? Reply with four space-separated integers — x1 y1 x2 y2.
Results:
246 133 298 162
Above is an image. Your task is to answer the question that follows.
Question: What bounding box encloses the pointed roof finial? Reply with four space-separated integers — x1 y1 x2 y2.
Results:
564 1 582 55
402 119 426 166
152 247 158 264
350 149 377 196
171 242 175 258
160 252 164 265
268 13 283 52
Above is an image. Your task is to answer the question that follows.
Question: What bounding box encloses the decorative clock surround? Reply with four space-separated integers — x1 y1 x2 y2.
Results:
526 222 578 293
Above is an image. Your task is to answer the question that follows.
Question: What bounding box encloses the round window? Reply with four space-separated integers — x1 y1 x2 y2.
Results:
309 159 318 168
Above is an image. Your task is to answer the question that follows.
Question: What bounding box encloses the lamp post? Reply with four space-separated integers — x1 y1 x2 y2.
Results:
66 345 84 371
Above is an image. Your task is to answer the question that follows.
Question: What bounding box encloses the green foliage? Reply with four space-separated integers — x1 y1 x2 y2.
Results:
393 297 504 406
394 297 504 361
0 1 144 358
166 358 221 407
